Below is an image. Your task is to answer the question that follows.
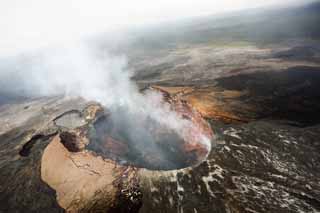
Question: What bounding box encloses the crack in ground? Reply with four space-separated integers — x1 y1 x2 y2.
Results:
68 155 102 176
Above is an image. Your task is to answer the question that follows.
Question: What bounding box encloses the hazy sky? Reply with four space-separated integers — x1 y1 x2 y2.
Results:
0 0 307 56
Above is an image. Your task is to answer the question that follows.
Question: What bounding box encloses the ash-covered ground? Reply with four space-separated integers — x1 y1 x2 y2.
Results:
1 2 320 213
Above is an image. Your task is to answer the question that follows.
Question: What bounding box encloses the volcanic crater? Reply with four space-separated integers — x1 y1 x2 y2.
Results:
57 89 214 171
85 89 213 171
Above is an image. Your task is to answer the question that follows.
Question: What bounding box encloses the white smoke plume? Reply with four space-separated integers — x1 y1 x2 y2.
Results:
0 40 212 153
0 0 309 160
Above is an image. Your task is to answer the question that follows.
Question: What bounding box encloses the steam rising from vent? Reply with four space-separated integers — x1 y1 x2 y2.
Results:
0 41 212 157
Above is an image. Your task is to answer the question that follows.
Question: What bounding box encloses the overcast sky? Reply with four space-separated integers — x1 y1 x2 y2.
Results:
0 0 308 56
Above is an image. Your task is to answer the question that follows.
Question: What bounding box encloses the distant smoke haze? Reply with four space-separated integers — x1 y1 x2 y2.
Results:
0 0 309 56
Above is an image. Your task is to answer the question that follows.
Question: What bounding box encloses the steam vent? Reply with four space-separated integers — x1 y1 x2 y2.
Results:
2 71 320 213
0 87 216 212
87 88 213 171
2 1 320 212
2 73 320 212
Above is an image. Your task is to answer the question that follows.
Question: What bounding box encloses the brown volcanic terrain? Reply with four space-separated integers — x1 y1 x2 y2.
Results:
1 3 320 212
1 40 320 212
133 42 320 126
130 42 320 213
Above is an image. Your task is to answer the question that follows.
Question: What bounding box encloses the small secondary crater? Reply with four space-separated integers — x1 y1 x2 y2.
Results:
54 110 87 129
